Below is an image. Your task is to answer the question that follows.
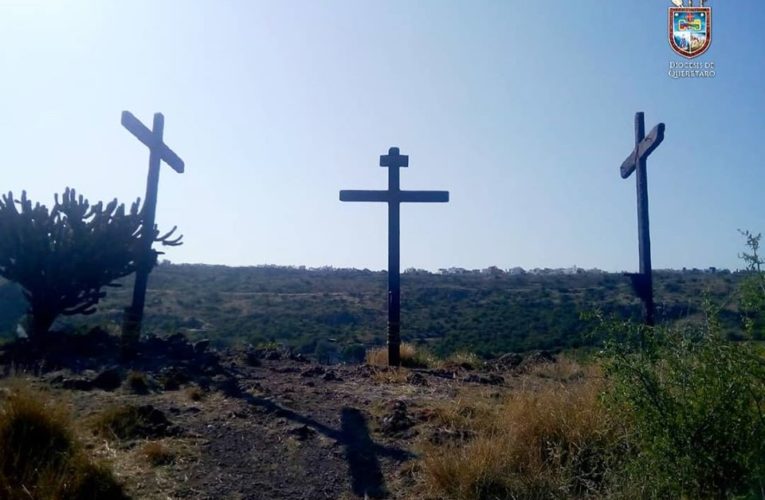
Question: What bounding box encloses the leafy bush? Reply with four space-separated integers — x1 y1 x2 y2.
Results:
600 315 765 498
0 189 180 339
738 230 765 339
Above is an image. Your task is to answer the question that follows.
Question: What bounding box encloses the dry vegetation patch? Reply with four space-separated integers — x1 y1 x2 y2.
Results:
126 370 150 394
366 343 436 368
91 403 178 441
140 441 176 466
418 363 625 499
0 380 126 499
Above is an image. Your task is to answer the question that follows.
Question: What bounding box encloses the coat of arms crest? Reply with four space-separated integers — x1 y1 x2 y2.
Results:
669 0 712 58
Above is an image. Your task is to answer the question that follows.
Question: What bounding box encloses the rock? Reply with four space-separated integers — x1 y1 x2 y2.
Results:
381 400 415 436
290 352 309 363
525 350 555 364
406 372 428 386
301 366 325 378
92 367 122 391
424 368 455 380
517 350 556 372
115 405 180 439
271 366 300 374
166 333 195 359
264 350 281 361
287 424 316 441
193 339 210 354
322 370 339 381
62 378 93 391
429 428 476 445
244 350 261 367
462 373 504 385
212 375 241 397
496 352 523 369
159 366 191 390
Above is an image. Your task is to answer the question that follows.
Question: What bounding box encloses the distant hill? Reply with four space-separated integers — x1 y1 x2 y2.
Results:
0 263 745 357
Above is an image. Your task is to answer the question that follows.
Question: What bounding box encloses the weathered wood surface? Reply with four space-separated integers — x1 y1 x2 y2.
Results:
620 123 665 179
121 111 185 173
340 147 449 366
121 111 185 354
620 112 665 326
339 190 449 203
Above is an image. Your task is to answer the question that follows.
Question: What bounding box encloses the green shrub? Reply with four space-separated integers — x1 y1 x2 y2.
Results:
0 189 180 338
600 315 765 498
738 230 765 340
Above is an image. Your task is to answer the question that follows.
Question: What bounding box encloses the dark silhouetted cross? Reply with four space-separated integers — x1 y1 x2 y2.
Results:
340 147 448 365
619 112 665 326
120 111 184 354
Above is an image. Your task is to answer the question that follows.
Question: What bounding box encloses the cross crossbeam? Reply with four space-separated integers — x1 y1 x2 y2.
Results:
120 111 185 356
620 122 665 179
340 190 449 203
121 112 185 173
619 112 665 326
340 147 449 366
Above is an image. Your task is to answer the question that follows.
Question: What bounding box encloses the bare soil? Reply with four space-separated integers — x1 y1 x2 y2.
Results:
0 331 537 499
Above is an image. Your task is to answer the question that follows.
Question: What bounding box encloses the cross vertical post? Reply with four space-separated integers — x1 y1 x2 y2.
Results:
120 111 185 356
340 147 448 366
386 151 403 365
619 112 665 326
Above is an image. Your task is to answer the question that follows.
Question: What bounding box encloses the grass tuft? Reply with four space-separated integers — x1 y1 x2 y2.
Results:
438 351 482 370
0 381 126 499
366 343 435 368
185 385 205 401
91 404 174 441
420 376 625 499
140 441 176 466
126 370 150 394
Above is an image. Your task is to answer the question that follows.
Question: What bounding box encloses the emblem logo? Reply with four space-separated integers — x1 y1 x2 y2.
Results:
669 1 712 58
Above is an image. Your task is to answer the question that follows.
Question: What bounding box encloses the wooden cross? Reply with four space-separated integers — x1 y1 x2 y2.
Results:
619 112 665 326
340 147 448 366
120 111 184 354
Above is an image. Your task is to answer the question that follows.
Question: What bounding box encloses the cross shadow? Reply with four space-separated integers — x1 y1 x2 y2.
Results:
341 408 386 499
238 391 412 499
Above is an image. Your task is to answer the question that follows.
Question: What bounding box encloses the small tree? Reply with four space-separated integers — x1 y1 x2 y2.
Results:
738 230 765 339
0 188 180 339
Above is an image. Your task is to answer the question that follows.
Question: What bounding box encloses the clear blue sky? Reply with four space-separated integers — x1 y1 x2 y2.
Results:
1 1 763 272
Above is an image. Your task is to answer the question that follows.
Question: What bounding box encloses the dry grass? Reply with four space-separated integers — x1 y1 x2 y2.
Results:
419 373 625 499
140 441 176 466
437 351 483 370
526 356 601 382
126 370 150 394
185 385 205 401
370 367 411 384
91 404 172 441
0 380 126 499
366 343 435 368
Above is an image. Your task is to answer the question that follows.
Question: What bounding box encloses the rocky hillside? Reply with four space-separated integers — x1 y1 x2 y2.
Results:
0 329 567 499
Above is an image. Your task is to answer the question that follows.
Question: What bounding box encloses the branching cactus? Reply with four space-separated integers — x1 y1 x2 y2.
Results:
0 188 181 339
